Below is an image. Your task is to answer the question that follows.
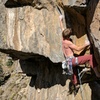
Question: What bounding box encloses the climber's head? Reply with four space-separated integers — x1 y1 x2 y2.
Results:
62 28 72 39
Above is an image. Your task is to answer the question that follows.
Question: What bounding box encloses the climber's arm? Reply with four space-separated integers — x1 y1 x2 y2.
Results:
59 15 64 31
68 40 90 52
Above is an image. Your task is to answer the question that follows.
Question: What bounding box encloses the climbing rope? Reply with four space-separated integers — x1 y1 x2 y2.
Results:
77 67 90 100
78 68 84 100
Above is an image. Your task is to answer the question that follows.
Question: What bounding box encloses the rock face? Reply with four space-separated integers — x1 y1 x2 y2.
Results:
0 0 100 100
2 0 64 62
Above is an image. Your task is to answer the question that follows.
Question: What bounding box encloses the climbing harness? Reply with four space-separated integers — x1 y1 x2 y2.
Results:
62 56 74 75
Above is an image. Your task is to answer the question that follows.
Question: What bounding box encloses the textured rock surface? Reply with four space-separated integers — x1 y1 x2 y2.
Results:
1 0 65 62
0 0 100 100
86 0 100 71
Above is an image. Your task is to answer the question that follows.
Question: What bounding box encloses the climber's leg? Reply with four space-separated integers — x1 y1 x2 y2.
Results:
72 67 78 85
72 54 100 78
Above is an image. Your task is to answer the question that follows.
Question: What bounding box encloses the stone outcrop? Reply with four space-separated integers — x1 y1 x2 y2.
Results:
0 0 100 100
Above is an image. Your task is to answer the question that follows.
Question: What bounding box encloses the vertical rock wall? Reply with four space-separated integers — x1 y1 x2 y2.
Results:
0 0 100 100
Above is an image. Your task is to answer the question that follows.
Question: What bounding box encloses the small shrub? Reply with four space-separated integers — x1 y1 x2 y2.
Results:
6 59 13 67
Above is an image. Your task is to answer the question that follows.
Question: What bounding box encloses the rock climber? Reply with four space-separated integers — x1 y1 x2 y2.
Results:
59 15 100 84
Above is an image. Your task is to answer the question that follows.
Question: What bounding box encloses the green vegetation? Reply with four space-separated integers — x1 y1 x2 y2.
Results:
6 59 13 67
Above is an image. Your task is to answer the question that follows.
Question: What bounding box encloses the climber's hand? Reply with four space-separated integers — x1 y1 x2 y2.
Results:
59 15 64 21
85 40 90 46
